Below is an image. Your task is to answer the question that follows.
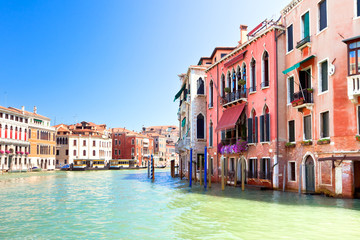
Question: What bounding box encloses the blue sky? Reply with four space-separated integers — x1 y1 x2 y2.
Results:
0 0 289 131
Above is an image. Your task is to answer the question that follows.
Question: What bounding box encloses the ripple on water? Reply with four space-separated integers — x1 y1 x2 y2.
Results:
0 170 360 239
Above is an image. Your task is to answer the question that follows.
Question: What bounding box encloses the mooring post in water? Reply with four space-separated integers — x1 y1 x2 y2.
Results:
241 158 245 191
151 154 155 181
234 158 238 187
204 147 207 189
283 165 286 192
189 148 192 187
199 155 202 186
148 160 150 178
180 158 183 180
221 156 225 191
299 164 302 194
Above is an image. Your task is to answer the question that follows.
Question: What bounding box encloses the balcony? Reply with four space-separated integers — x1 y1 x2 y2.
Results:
296 35 311 50
291 89 313 109
220 88 247 107
175 137 190 153
348 74 360 103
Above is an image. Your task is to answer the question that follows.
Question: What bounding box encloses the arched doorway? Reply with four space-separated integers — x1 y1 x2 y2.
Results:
305 156 315 192
236 157 247 185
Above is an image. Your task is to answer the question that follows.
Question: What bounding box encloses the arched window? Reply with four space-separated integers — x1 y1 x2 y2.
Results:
209 121 213 147
209 80 214 107
197 114 205 139
262 51 269 88
232 70 237 93
248 109 258 143
250 58 256 92
221 74 225 97
197 77 204 95
227 72 231 91
83 150 86 156
260 105 270 142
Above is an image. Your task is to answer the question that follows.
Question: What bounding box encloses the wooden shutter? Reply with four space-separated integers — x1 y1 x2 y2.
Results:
289 77 294 102
260 115 264 142
287 25 293 51
322 112 329 138
247 118 253 143
358 0 360 17
304 116 312 140
321 61 328 92
289 120 295 142
255 116 258 143
319 0 327 31
266 114 270 142
304 12 310 38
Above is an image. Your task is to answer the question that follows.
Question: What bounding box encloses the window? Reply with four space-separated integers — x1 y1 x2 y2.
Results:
118 150 121 155
221 53 227 58
83 140 86 146
319 60 328 92
74 140 77 146
197 78 204 95
318 0 327 32
289 162 296 181
260 158 271 180
56 150 59 156
287 76 294 103
131 139 135 145
131 147 135 156
304 115 312 140
115 150 118 155
73 150 76 156
250 58 256 92
262 51 269 87
65 150 69 155
209 122 213 147
83 150 86 156
320 111 329 138
248 159 258 178
260 106 270 142
221 74 225 97
357 0 360 17
93 140 96 147
197 114 205 139
248 109 258 143
93 150 96 156
288 120 295 142
115 139 118 145
209 81 214 107
347 40 360 76
301 11 310 39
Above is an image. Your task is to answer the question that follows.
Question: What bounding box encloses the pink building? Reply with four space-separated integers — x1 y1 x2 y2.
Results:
280 0 360 197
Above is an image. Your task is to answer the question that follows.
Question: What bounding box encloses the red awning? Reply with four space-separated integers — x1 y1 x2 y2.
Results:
215 103 246 131
224 50 247 68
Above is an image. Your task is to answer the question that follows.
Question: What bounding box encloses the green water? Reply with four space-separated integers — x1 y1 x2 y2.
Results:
1 170 360 240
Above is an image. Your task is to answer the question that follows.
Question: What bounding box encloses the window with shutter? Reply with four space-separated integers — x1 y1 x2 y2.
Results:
288 77 294 103
287 25 293 52
321 60 328 92
255 116 258 143
319 0 327 31
321 111 329 138
302 12 310 39
260 115 264 142
358 0 360 17
265 113 270 142
247 118 253 143
304 115 312 140
289 120 295 142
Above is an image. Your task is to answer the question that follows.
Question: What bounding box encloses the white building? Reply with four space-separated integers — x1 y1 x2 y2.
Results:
175 65 207 177
0 106 30 171
55 122 112 168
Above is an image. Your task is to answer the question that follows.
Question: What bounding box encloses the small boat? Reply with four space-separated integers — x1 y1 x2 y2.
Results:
156 165 166 169
60 164 71 171
31 167 42 172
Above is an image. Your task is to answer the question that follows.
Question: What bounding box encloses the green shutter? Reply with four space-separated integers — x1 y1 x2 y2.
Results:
181 118 186 127
304 12 310 38
321 61 328 92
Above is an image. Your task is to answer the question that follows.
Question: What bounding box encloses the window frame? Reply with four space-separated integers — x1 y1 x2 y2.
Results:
300 10 311 40
287 75 295 104
261 51 270 88
319 110 330 139
355 0 360 18
287 24 294 53
347 40 360 76
288 120 296 143
303 115 312 140
318 0 328 34
288 161 297 182
318 58 329 94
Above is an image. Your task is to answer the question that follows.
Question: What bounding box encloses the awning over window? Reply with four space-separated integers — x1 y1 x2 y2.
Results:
282 55 315 75
173 83 186 102
215 103 246 132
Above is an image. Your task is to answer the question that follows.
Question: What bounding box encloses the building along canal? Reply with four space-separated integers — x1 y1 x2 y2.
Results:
1 169 360 239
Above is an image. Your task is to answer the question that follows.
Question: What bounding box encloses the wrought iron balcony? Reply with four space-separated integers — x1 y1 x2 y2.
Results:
221 88 247 106
291 88 313 108
347 74 360 103
296 35 311 49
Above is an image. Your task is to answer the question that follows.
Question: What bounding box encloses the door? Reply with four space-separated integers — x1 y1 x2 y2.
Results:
299 70 311 90
305 156 315 192
354 162 360 198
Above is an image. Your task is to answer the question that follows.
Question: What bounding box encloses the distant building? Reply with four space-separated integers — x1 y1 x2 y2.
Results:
55 122 112 168
0 106 30 171
112 128 154 167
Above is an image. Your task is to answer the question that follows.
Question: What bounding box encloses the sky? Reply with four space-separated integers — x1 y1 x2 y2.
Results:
0 0 290 131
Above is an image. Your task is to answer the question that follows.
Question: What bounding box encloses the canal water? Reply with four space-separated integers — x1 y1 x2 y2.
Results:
1 170 360 240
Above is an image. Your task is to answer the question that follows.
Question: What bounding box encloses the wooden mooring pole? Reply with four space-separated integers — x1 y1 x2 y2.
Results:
221 156 225 191
199 155 202 186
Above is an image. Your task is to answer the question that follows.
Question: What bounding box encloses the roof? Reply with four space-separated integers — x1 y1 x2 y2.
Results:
7 107 50 120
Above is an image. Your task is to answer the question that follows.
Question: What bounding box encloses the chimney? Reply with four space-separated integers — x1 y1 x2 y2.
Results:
239 25 248 45
33 106 37 114
21 106 25 114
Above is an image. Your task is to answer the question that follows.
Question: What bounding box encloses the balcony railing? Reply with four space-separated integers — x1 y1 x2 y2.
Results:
296 35 311 49
221 88 247 105
221 137 242 146
348 74 360 103
291 88 313 107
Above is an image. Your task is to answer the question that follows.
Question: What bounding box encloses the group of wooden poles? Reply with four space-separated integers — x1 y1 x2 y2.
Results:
183 147 246 191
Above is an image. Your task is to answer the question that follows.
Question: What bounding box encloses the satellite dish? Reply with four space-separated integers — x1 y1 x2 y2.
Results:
329 64 335 76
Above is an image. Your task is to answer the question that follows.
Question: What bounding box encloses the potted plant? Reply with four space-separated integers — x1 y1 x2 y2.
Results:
16 151 20 155
224 87 231 93
291 97 304 107
301 140 313 146
0 150 4 154
5 150 10 154
238 79 246 86
317 139 330 145
285 142 296 148
20 151 24 155
25 152 29 155
307 88 314 93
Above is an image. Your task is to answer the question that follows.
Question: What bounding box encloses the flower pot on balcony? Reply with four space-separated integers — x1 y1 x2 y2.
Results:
356 135 360 142
285 143 296 148
238 79 246 86
317 139 330 145
0 150 4 154
224 87 231 93
307 88 314 93
301 140 312 146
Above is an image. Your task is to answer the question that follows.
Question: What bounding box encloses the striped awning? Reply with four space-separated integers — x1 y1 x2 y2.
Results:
173 84 186 102
282 55 315 75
